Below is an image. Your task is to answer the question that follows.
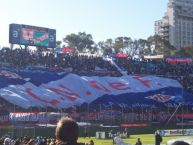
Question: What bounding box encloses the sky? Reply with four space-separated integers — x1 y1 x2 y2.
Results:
0 0 168 47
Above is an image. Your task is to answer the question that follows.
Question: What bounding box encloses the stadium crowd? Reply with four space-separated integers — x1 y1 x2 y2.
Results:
115 57 193 93
0 47 120 76
0 117 91 145
0 136 56 145
0 47 192 92
0 48 193 144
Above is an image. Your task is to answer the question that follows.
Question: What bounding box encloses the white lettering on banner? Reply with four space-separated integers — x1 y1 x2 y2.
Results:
0 74 182 109
159 129 193 136
9 112 65 122
95 112 158 122
10 113 39 122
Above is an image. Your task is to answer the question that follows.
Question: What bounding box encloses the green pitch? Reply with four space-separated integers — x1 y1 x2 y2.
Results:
78 134 191 145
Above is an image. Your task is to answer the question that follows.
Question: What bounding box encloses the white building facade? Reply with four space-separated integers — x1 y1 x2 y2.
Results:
155 0 193 49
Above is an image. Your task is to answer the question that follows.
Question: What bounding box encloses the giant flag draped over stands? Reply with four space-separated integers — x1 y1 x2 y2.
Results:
0 69 193 109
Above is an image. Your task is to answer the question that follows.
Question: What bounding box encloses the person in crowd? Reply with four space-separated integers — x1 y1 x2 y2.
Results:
0 137 4 144
135 138 142 145
26 138 36 145
49 140 56 145
155 131 162 145
55 117 84 145
89 140 94 145
3 137 12 145
13 139 21 145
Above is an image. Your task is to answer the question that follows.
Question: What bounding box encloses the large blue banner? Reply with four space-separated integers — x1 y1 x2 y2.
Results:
0 69 192 109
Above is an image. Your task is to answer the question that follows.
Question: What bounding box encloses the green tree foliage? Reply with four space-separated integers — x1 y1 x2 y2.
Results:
147 35 176 56
56 41 62 48
98 40 113 55
176 45 193 57
59 32 176 56
113 37 124 51
113 37 132 52
63 32 94 52
105 39 114 50
123 37 132 48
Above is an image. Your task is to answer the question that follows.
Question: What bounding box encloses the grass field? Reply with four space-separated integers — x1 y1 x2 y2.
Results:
78 134 192 145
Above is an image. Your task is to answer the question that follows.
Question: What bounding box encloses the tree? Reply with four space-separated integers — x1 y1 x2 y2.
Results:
78 32 94 52
63 32 94 52
184 45 193 57
90 43 99 54
98 41 113 55
98 41 106 50
63 33 79 49
113 36 134 55
162 39 176 57
147 35 176 56
56 41 62 48
105 38 114 49
138 39 148 54
123 37 132 48
113 37 124 52
127 39 142 57
176 45 193 57
147 35 161 54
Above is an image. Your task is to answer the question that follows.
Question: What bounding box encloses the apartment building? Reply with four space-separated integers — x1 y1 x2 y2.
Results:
155 0 193 49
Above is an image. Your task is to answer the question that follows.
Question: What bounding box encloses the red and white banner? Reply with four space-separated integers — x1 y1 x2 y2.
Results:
0 74 181 109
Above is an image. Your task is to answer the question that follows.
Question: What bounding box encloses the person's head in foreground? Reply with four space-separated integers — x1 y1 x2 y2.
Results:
171 141 190 145
55 117 79 145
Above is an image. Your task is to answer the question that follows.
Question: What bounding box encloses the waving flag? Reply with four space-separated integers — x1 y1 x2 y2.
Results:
0 68 191 109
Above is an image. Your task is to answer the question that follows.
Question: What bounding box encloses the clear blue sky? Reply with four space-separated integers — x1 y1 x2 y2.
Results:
0 0 168 47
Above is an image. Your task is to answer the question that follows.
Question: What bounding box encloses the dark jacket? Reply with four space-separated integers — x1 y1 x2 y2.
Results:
155 134 162 145
135 140 142 145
